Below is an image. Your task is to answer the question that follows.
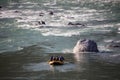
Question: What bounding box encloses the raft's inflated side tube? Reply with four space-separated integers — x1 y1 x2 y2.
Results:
48 61 64 65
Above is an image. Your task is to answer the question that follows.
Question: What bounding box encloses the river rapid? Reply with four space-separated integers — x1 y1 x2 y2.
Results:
0 0 120 80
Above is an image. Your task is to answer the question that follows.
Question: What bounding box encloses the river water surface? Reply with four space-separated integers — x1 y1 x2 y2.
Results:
0 0 120 80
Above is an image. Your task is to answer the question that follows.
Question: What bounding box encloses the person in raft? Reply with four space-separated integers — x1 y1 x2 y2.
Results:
50 56 64 62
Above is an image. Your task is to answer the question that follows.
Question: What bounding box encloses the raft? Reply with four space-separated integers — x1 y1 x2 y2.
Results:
48 61 64 65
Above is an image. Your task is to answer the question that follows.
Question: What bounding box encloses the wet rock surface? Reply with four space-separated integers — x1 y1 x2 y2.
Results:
73 39 99 53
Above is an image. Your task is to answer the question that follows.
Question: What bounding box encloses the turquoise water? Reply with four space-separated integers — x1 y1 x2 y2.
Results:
0 0 120 80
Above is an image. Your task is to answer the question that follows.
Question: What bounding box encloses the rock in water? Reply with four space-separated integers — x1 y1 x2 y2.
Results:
73 39 99 53
106 40 120 48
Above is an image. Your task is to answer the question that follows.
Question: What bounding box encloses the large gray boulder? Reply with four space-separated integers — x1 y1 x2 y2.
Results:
73 39 99 53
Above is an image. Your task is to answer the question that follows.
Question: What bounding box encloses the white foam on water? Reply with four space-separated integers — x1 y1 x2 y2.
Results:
117 24 120 34
48 23 66 27
34 24 113 37
116 23 120 26
43 0 57 6
71 7 80 10
1 10 21 18
0 4 106 32
98 45 112 52
104 39 113 43
17 24 35 29
21 1 38 5
1 0 117 39
0 7 113 38
118 27 120 31
62 49 73 53
41 29 81 37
